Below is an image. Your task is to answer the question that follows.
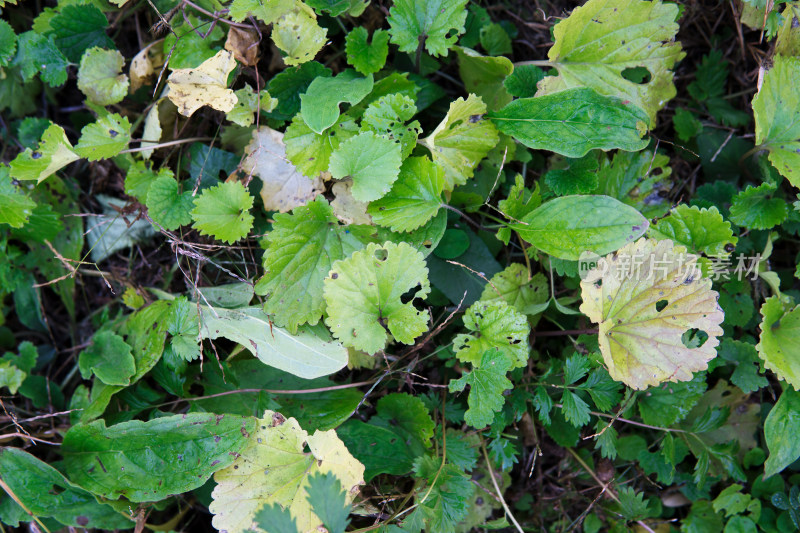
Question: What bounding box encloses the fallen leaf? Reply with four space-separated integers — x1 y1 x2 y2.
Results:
331 179 372 225
129 39 164 92
242 126 324 212
167 50 238 117
225 26 260 66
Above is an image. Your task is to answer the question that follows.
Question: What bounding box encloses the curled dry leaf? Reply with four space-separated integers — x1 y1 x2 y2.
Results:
167 50 238 117
225 26 261 66
579 238 724 390
331 179 372 225
129 39 164 92
242 126 324 212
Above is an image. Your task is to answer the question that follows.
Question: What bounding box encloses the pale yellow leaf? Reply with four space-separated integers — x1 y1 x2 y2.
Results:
579 238 724 390
210 410 364 533
167 50 238 117
130 39 164 92
242 126 324 212
331 179 372 225
141 101 163 160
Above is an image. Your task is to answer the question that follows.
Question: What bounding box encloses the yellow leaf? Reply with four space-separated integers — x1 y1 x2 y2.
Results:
331 179 372 225
579 238 724 390
167 50 238 117
242 127 324 212
210 410 364 533
130 39 164 92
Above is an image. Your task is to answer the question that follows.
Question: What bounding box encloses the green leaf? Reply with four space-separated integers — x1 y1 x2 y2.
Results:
0 448 133 529
455 47 513 111
305 0 352 16
62 413 255 501
329 131 403 202
544 153 600 196
300 70 373 134
345 27 390 75
266 61 331 121
561 390 591 427
729 182 787 230
514 195 649 260
719 339 767 394
595 149 673 219
537 0 684 126
764 387 800 478
0 19 17 67
367 156 444 232
198 305 348 379
479 264 548 315
228 0 294 23
285 113 359 178
449 348 514 429
480 22 512 56
162 14 225 69
190 181 254 243
496 174 541 244
255 197 363 332
146 176 194 230
253 505 299 533
74 113 131 160
757 296 800 390
453 300 530 368
167 297 201 361
650 205 737 257
504 64 545 98
617 486 653 520
76 47 129 106
361 93 421 158
338 393 434 480
272 8 327 66
13 31 68 87
674 107 703 141
9 123 79 183
78 330 135 386
638 375 706 427
226 84 259 127
489 88 649 158
688 50 727 102
410 455 474 532
420 94 499 191
0 166 36 228
0 342 37 394
388 0 469 57
48 4 114 62
753 55 800 187
305 473 351 533
323 241 431 354
125 160 173 202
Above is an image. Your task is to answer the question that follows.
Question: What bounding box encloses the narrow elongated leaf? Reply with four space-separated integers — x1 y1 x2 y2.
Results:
488 88 649 158
199 305 349 378
764 387 800 479
0 447 133 529
62 413 255 501
514 195 649 260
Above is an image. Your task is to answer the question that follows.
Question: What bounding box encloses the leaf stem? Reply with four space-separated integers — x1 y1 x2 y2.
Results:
513 59 554 68
480 437 524 533
119 136 214 154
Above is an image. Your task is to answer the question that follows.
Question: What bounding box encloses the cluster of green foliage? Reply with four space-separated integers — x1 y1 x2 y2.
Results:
2 0 800 531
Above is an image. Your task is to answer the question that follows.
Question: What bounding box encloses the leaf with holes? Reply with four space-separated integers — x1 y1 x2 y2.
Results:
453 299 530 368
388 0 469 57
210 411 364 533
420 94 499 190
167 50 238 117
323 242 430 354
9 123 79 183
580 238 725 390
535 0 685 125
74 113 131 161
